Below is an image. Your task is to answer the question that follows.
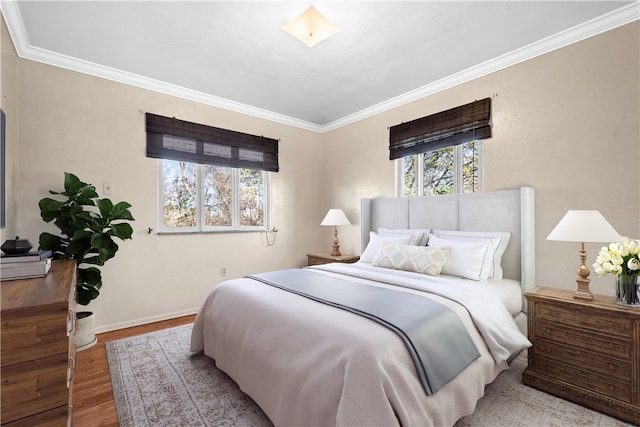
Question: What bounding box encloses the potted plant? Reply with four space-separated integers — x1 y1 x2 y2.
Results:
38 172 134 350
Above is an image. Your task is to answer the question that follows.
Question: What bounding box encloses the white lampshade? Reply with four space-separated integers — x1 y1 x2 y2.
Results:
546 210 622 243
321 209 351 226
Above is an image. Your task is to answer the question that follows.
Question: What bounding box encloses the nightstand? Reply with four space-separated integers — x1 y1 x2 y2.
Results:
523 286 640 425
307 253 360 266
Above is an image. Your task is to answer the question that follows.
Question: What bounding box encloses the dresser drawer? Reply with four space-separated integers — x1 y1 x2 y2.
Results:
534 338 631 380
535 320 631 360
1 311 70 366
2 404 70 427
535 354 632 403
1 353 69 424
535 303 632 336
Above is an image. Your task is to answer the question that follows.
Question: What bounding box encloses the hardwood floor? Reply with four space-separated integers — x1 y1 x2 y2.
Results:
72 315 196 426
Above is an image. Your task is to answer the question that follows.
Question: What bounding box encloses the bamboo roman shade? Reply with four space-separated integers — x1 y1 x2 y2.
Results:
146 113 279 172
388 98 491 160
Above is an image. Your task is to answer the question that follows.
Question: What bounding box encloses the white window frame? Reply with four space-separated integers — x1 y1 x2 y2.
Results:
395 142 483 197
157 160 270 233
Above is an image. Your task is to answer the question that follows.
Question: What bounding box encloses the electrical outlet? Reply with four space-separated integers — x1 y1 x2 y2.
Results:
220 267 227 277
103 182 113 195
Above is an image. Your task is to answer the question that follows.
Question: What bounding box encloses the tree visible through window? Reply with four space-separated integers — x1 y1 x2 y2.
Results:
161 160 267 232
399 141 481 197
163 160 197 227
239 168 265 226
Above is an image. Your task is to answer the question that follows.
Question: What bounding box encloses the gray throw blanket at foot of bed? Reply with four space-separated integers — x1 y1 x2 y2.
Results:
247 269 480 394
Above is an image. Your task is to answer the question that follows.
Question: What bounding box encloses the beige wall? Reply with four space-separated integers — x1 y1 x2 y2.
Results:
12 57 324 331
3 16 639 330
322 21 640 297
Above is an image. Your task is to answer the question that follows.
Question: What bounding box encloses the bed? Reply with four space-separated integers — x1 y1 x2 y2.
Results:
190 187 535 426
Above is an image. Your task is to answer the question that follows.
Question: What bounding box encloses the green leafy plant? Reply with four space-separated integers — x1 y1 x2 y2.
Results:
39 172 134 305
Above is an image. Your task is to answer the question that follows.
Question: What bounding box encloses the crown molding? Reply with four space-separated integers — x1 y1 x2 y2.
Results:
2 1 638 134
0 1 324 133
321 2 640 132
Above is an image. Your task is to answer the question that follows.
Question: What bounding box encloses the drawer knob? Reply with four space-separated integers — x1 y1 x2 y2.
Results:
608 342 615 349
67 309 75 334
546 365 553 371
608 363 615 370
67 356 75 387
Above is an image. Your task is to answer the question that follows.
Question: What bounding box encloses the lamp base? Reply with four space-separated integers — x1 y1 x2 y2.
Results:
573 277 593 301
330 226 341 257
573 244 593 301
330 244 341 257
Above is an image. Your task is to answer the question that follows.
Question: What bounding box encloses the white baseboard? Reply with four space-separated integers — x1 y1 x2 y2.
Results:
94 307 199 334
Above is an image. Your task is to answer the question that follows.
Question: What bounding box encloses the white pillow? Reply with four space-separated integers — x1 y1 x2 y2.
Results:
433 230 511 280
378 228 430 246
371 242 449 276
361 232 412 263
427 234 493 281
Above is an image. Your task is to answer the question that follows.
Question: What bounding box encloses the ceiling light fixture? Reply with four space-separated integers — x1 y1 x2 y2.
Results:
281 5 339 47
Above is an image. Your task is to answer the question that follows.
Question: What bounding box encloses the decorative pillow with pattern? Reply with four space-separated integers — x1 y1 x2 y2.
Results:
371 242 449 276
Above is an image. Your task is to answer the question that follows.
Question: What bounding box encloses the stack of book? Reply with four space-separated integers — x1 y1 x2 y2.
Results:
1 250 53 281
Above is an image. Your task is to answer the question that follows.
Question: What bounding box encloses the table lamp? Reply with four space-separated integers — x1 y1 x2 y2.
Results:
321 209 351 257
547 210 622 300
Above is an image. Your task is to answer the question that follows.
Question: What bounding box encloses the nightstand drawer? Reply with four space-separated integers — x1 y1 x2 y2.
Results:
535 338 632 380
535 303 632 336
524 286 640 425
535 320 631 360
306 253 360 266
308 256 327 266
535 354 632 403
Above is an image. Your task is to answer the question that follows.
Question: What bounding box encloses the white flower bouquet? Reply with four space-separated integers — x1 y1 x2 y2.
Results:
593 237 640 306
593 237 640 277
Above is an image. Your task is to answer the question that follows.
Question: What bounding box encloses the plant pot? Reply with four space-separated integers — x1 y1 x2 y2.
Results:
76 311 98 351
616 274 640 308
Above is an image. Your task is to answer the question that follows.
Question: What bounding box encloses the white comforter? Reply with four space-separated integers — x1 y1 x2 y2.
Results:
190 263 530 426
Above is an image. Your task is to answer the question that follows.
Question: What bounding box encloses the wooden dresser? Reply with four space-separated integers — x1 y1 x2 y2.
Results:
523 286 640 425
307 253 360 266
1 260 77 426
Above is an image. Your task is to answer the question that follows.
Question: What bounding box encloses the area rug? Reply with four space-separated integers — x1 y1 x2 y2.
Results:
106 324 633 427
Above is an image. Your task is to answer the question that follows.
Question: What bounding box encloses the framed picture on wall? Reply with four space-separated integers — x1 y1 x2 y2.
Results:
1 109 5 228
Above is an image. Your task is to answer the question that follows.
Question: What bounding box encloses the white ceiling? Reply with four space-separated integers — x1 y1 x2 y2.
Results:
2 1 638 132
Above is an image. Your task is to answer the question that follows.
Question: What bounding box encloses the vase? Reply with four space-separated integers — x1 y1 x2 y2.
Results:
616 274 640 307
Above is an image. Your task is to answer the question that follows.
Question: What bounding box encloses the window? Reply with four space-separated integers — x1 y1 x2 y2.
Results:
397 141 481 197
146 113 277 233
389 98 490 197
160 160 268 232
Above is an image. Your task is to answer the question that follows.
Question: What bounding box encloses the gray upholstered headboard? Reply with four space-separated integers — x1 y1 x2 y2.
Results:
360 187 535 298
